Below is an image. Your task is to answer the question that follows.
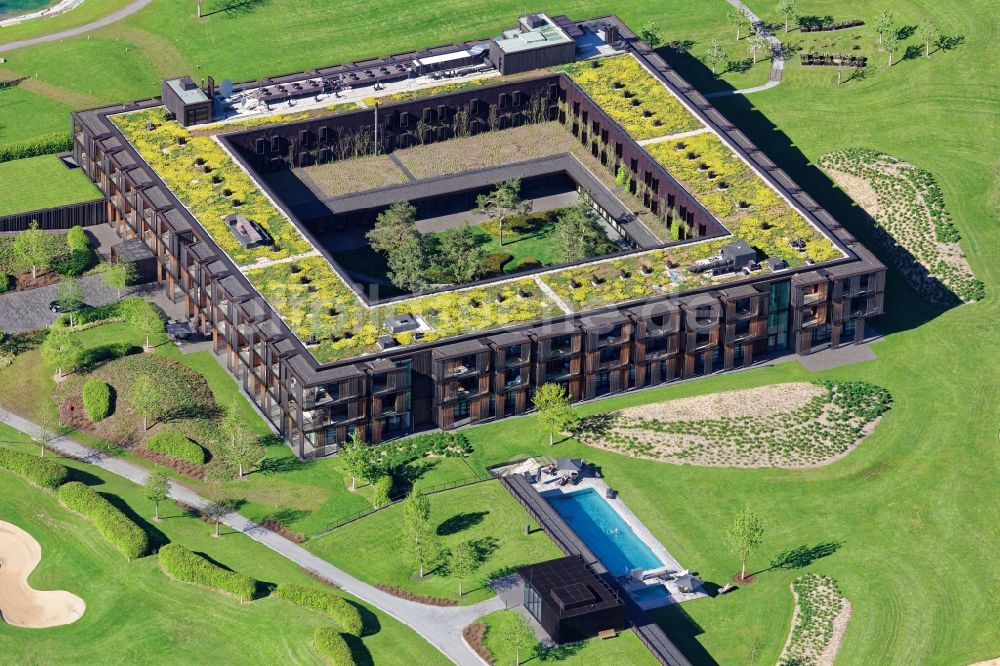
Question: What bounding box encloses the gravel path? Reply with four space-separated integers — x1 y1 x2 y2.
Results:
705 0 784 98
0 0 156 54
0 273 118 333
0 407 499 665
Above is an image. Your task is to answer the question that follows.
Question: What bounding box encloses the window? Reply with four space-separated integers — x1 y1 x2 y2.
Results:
524 583 542 622
504 344 523 363
645 336 667 355
599 346 620 364
453 399 470 421
767 281 791 352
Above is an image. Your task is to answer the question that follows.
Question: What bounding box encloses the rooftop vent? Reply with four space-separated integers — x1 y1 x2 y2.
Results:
766 257 787 272
376 335 397 350
385 314 420 335
225 215 272 248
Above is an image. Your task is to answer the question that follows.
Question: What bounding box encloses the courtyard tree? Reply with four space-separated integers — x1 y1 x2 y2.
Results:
204 499 237 537
532 383 579 446
55 277 85 326
220 397 265 479
873 9 893 47
747 32 769 65
727 7 751 41
129 373 166 431
497 613 534 666
475 179 531 247
403 489 440 578
450 539 479 597
638 21 663 48
367 201 427 292
131 301 163 351
705 39 729 75
341 428 377 490
554 198 606 262
13 221 58 279
438 223 486 283
918 18 939 57
33 411 63 458
143 470 171 521
102 260 138 299
776 0 798 33
41 325 83 380
728 507 764 582
884 28 900 67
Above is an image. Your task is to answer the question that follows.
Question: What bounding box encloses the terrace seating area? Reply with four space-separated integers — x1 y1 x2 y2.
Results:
801 53 868 67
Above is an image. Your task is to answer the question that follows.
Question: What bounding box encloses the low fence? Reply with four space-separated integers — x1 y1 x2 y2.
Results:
0 199 106 233
312 472 493 537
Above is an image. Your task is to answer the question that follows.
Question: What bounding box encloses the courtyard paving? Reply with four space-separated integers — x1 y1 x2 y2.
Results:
0 273 117 334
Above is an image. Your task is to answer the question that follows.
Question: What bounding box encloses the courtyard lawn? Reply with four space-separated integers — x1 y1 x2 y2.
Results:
0 85 72 146
0 428 447 666
0 155 102 216
306 481 562 604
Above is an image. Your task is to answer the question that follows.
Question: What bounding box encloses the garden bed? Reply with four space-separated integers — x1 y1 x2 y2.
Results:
820 149 983 302
576 380 892 467
778 574 852 666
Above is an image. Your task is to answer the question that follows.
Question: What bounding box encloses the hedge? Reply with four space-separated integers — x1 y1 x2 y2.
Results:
58 481 149 560
275 583 364 636
147 431 206 464
82 379 112 421
0 132 73 164
314 627 355 666
158 543 257 602
66 226 91 253
482 252 513 275
0 446 69 489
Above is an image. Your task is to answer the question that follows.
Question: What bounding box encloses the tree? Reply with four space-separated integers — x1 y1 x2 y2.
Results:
131 302 163 351
403 490 440 578
102 260 138 299
438 223 485 283
204 499 236 537
367 201 427 292
496 613 534 666
450 540 479 597
776 0 798 33
13 221 57 280
532 383 579 446
372 475 393 507
727 7 751 41
129 373 166 431
475 179 531 247
705 39 729 75
918 18 939 57
747 33 769 65
40 325 83 380
835 56 850 85
728 507 764 581
341 429 376 490
220 397 265 479
33 411 63 458
638 21 663 48
143 470 170 521
55 278 85 327
873 10 893 47
884 28 899 67
554 198 607 263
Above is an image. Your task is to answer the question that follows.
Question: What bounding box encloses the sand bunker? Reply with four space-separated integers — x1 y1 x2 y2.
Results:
0 521 85 628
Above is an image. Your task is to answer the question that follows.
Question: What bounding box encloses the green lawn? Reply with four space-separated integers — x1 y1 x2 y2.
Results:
0 85 73 146
0 429 446 666
306 481 562 604
0 155 102 216
0 0 132 45
480 609 658 665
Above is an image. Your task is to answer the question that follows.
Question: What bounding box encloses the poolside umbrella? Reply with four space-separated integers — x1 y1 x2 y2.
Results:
555 458 583 477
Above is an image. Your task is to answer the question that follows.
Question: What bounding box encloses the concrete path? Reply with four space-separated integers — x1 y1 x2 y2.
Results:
0 407 499 665
636 127 711 146
705 0 784 99
0 273 118 333
0 0 156 54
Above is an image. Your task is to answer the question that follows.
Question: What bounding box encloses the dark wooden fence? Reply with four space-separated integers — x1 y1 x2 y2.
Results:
0 199 106 233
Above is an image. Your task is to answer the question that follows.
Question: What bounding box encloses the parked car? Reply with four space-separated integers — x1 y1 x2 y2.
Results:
48 300 91 314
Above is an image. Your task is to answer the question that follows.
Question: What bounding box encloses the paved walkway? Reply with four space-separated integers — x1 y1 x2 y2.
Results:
705 0 784 99
0 0 156 54
0 407 499 665
0 273 118 333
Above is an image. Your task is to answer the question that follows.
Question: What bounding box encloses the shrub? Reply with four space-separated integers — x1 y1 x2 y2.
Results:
146 431 206 464
0 132 73 163
0 274 11 294
515 257 543 271
0 446 69 489
314 627 355 666
372 475 394 507
158 543 257 601
58 481 149 560
482 252 513 275
55 248 97 277
82 379 112 421
275 583 364 636
66 226 91 253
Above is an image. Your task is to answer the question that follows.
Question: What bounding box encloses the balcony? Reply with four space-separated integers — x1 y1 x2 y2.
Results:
802 289 825 305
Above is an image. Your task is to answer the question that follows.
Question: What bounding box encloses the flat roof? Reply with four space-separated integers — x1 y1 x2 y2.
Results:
495 14 573 53
518 555 622 618
166 77 210 105
414 49 474 66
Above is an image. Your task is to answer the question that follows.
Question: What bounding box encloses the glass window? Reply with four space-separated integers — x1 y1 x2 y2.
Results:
524 583 542 621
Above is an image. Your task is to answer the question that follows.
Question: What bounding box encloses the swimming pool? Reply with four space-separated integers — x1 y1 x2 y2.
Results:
546 488 664 576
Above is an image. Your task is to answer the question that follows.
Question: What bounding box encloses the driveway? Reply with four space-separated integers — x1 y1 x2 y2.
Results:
0 273 118 333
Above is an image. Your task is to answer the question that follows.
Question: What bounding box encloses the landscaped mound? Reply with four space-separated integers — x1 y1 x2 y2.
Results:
146 431 207 465
577 380 892 467
820 149 983 303
778 574 852 666
275 583 364 636
158 543 257 602
0 446 69 490
0 521 86 628
58 482 149 560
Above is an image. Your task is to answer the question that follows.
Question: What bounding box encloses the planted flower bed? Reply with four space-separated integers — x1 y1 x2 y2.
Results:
778 574 852 666
819 148 983 302
113 108 313 266
563 55 702 140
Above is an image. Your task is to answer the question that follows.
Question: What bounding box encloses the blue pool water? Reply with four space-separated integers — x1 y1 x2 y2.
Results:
546 488 664 576
630 585 670 603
